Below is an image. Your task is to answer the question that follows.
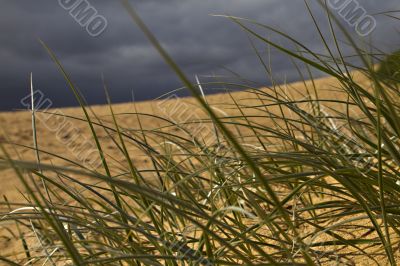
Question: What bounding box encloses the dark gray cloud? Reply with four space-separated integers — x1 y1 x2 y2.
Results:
0 0 399 110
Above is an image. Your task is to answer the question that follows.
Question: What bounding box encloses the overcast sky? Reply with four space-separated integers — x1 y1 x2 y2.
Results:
1 0 399 110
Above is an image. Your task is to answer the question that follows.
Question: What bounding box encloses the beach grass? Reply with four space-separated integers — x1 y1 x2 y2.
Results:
1 1 400 265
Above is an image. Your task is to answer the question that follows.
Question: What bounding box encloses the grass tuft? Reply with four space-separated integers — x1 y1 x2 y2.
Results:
1 1 400 265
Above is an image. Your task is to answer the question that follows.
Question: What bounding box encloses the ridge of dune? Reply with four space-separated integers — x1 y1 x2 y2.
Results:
0 71 371 200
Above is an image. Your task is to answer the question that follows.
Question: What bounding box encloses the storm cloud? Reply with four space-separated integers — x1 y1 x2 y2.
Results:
0 0 399 110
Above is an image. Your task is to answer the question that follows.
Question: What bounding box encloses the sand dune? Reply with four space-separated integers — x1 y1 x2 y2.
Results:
1 71 382 264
